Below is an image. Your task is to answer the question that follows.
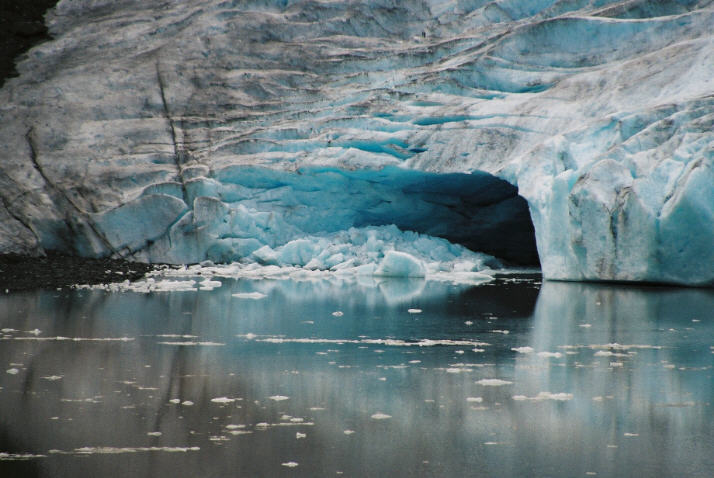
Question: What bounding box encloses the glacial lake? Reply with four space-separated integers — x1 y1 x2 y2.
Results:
0 274 712 477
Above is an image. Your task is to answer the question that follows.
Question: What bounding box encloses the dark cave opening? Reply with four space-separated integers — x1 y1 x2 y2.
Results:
217 165 540 266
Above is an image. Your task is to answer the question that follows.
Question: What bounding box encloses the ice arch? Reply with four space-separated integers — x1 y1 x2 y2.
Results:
132 166 538 266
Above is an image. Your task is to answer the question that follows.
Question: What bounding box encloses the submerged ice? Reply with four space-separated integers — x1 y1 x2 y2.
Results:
0 0 712 285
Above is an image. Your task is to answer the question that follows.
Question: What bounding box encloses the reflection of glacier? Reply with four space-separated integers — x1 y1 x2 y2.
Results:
1 280 712 475
0 0 713 285
506 282 714 476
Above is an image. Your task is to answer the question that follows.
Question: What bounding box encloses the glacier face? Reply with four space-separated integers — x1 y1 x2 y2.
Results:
0 0 712 285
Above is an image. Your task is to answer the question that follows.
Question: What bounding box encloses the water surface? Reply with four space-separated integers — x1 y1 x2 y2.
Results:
0 275 712 477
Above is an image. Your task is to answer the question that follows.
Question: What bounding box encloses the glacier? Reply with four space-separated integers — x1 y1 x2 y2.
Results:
0 0 712 285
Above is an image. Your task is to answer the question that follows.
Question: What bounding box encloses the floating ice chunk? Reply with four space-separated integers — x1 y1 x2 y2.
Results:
475 379 512 386
41 375 63 381
251 336 489 348
467 397 483 403
331 311 344 317
296 432 306 439
282 462 299 468
343 430 355 435
512 392 573 401
511 346 534 354
147 432 162 437
594 350 627 357
210 397 236 404
181 400 194 406
199 279 222 290
407 308 422 314
51 446 200 455
231 292 267 300
446 368 466 373
6 368 19 375
370 413 392 420
268 395 289 401
537 352 563 358
0 452 46 459
169 399 180 404
157 341 225 346
374 251 426 278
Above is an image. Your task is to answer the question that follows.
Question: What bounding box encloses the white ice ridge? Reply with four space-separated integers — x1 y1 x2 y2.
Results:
0 0 712 285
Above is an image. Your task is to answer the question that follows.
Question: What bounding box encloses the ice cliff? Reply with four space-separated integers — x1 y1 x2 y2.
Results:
0 0 712 285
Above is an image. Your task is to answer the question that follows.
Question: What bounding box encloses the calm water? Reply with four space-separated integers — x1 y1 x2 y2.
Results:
0 275 712 477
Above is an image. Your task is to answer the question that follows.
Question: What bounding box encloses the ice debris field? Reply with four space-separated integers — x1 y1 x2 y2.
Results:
0 0 712 286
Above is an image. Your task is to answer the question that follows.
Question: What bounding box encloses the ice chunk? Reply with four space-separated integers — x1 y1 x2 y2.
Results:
475 379 513 386
375 251 426 278
278 239 317 266
268 395 289 401
370 413 392 420
232 292 267 300
512 392 573 401
210 397 236 404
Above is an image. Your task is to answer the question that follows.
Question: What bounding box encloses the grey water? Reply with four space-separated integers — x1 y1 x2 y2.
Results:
0 275 712 477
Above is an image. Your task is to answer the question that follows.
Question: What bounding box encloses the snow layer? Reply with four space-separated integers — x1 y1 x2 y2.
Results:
0 0 712 285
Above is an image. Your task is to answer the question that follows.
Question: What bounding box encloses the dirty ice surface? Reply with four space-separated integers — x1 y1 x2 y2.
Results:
0 276 712 477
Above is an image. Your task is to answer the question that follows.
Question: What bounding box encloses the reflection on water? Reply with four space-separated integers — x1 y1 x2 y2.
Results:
0 277 711 477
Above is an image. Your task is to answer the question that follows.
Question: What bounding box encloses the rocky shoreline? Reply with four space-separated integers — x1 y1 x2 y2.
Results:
0 253 154 292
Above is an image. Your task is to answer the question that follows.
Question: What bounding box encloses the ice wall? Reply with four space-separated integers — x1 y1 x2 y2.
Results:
0 0 712 285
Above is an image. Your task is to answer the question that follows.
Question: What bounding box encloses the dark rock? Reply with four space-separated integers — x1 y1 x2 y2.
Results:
0 252 154 292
